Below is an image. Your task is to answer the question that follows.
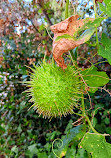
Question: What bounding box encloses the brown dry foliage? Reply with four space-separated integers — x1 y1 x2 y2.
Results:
95 0 103 3
51 15 93 69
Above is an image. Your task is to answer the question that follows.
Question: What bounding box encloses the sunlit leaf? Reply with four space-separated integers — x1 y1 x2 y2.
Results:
77 17 105 33
26 144 38 158
82 66 109 93
98 2 107 13
38 152 48 158
11 145 18 154
98 0 111 17
98 33 111 64
75 28 96 43
79 133 111 158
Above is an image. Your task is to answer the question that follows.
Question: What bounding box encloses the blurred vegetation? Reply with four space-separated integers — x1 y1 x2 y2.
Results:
0 0 111 157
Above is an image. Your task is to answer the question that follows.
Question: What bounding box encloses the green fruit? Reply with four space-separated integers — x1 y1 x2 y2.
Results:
25 61 82 119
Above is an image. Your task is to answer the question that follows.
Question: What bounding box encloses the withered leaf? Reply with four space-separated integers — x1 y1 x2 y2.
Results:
95 0 103 3
51 15 94 69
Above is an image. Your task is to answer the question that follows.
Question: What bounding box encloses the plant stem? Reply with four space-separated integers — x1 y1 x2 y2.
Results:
65 0 99 135
65 1 78 65
65 0 69 19
69 50 78 67
93 0 99 49
81 93 85 116
93 0 97 18
81 92 99 134
95 28 99 48
85 114 99 134
81 90 87 133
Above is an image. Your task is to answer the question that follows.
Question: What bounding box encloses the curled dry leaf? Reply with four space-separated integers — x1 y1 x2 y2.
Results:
95 0 103 3
51 15 94 69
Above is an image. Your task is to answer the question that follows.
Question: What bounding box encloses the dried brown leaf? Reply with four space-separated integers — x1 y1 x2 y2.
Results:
95 0 103 3
51 15 94 69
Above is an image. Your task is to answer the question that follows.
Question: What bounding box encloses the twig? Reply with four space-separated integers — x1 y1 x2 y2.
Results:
37 1 53 26
45 26 53 40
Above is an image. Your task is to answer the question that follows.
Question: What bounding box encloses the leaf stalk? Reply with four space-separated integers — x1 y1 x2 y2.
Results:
65 0 69 19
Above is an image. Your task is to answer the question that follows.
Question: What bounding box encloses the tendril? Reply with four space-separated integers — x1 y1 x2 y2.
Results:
52 138 63 158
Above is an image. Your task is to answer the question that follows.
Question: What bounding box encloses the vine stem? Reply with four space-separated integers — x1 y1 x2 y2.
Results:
65 0 99 134
85 115 99 134
81 93 99 134
93 0 97 18
93 0 99 49
65 0 69 19
70 51 98 133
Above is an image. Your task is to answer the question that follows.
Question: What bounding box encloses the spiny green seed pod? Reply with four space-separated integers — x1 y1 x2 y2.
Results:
25 61 82 119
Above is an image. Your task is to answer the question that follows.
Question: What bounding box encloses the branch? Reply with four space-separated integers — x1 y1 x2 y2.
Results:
37 2 53 26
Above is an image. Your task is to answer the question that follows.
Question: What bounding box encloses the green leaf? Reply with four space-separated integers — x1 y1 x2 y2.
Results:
58 125 85 157
38 8 42 14
55 28 95 44
104 0 111 3
79 133 111 158
76 28 96 43
0 77 3 84
78 17 105 33
28 144 38 152
65 145 76 158
25 144 38 158
0 125 5 134
11 145 18 154
98 2 107 14
55 34 74 41
38 152 48 158
64 119 73 134
73 17 105 43
101 33 111 47
76 148 89 158
46 131 61 140
106 7 111 17
55 18 105 43
82 66 109 93
104 117 110 125
98 0 111 17
34 5 37 8
106 127 111 134
98 33 111 64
